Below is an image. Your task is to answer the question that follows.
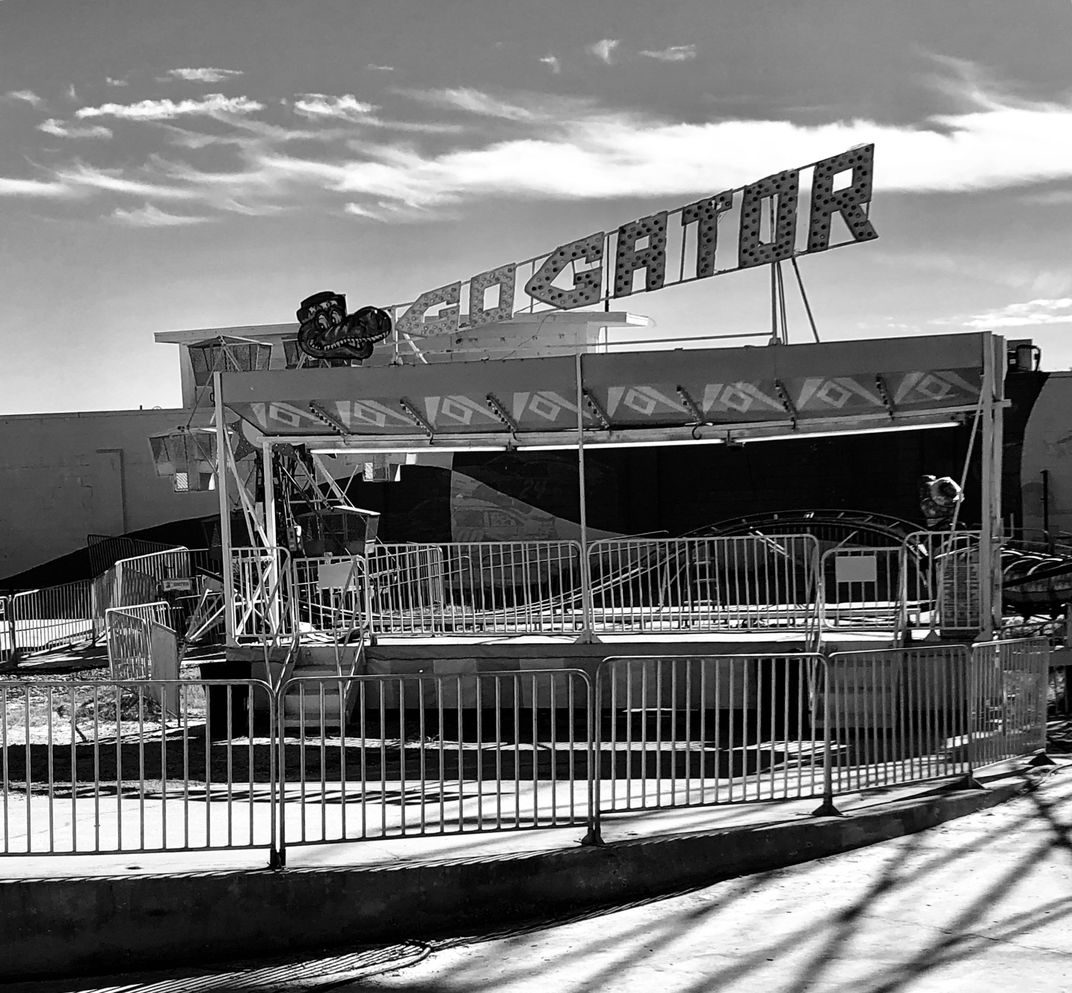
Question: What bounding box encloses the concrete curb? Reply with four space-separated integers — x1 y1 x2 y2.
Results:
0 779 1029 981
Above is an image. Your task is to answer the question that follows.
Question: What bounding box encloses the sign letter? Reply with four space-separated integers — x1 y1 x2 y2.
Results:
682 191 733 279
807 144 878 252
524 233 605 309
614 212 668 297
738 170 799 268
396 282 461 338
469 264 517 327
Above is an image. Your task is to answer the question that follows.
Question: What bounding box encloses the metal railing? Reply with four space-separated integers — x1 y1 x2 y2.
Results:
367 541 586 636
105 603 173 681
231 546 295 644
591 654 826 824
820 546 908 632
587 535 821 634
815 646 973 807
0 678 276 858
290 555 370 641
905 530 983 635
8 581 96 656
969 638 1050 767
0 638 1051 863
276 668 593 860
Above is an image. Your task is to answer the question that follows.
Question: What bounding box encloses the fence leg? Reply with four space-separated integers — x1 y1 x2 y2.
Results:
812 668 842 817
955 653 986 791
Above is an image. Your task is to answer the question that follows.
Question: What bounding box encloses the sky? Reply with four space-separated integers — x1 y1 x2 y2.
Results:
1 0 1071 414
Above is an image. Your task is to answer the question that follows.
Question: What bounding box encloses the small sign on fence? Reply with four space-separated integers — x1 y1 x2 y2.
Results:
160 578 194 593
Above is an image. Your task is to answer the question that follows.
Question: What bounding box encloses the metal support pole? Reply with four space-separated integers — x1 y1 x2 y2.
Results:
262 441 282 638
214 372 236 647
979 337 1000 642
575 352 595 642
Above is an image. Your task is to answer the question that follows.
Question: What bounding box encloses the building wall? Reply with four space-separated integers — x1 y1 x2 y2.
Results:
1020 371 1072 535
0 409 217 582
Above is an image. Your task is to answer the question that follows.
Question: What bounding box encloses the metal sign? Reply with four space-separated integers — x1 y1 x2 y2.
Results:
395 144 878 338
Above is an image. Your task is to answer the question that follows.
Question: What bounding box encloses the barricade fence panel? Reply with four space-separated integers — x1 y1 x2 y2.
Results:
231 547 295 644
587 536 820 634
0 679 276 857
820 546 910 632
367 542 585 636
106 604 172 680
969 638 1050 767
821 646 972 797
277 669 593 853
593 654 826 815
9 581 96 656
904 530 983 635
291 555 369 641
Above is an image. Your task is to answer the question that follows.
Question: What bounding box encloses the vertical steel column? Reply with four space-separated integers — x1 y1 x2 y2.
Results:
979 334 1003 641
214 372 235 646
575 352 594 641
262 441 282 636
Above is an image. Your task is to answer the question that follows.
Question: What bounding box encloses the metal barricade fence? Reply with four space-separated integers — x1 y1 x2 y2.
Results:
820 546 907 632
105 603 172 680
276 669 593 859
231 547 295 643
587 536 821 634
0 678 277 859
817 646 972 805
969 638 1050 767
0 596 12 661
368 542 585 636
591 655 826 826
904 530 983 635
8 581 96 656
291 555 370 641
365 544 446 635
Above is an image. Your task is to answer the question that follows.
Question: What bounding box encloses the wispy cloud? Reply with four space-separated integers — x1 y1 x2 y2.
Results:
111 203 212 226
6 89 43 107
366 64 395 72
76 93 263 121
39 118 113 140
962 297 1072 330
291 93 378 121
165 67 244 84
539 54 561 74
105 77 129 87
587 39 619 64
398 87 538 122
640 45 697 62
54 163 199 200
0 175 73 197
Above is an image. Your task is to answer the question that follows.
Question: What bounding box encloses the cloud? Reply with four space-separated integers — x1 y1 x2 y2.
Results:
76 93 263 121
398 87 538 122
587 39 620 64
0 175 73 197
639 45 697 62
106 77 129 87
539 54 561 74
54 163 199 200
165 67 244 83
39 118 113 139
111 204 213 226
366 64 395 72
5 89 43 107
291 93 378 121
962 297 1072 330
